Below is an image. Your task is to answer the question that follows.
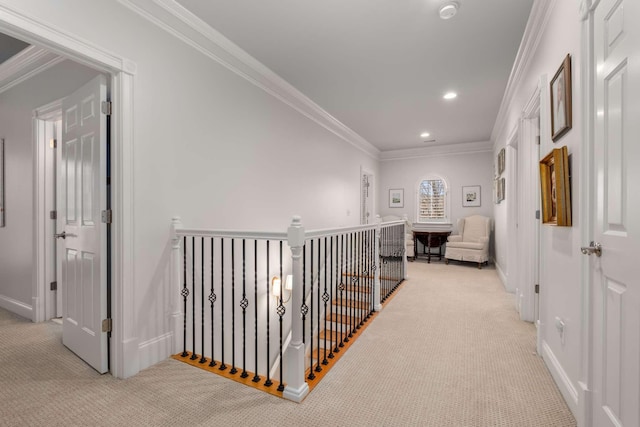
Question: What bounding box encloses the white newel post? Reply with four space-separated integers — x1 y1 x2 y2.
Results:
402 214 409 280
374 215 382 311
283 216 310 402
170 217 183 354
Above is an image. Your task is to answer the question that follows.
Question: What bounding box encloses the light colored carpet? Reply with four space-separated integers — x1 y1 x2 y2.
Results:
0 262 576 427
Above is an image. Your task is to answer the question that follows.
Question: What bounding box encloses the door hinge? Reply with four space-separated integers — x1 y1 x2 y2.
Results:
101 101 112 116
535 284 540 294
536 135 541 145
102 318 112 333
535 210 540 220
101 209 112 224
50 210 57 220
50 138 57 149
50 281 57 291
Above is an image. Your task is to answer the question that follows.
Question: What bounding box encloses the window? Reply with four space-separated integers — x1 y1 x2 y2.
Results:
418 178 448 222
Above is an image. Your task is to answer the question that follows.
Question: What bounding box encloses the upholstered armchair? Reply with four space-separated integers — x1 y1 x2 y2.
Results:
381 215 415 259
444 215 490 269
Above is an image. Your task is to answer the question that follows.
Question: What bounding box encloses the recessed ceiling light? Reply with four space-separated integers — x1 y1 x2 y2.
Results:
439 2 459 20
420 132 430 138
443 92 458 100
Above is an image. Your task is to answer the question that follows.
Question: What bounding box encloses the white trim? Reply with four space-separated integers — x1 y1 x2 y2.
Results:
0 294 32 319
138 332 173 369
0 6 138 379
495 259 508 290
0 45 63 94
491 0 555 144
541 340 579 416
117 0 379 160
380 140 493 161
32 100 63 324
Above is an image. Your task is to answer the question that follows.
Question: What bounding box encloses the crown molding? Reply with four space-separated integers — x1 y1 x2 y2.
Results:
380 140 493 161
117 0 380 159
0 45 64 94
490 0 554 143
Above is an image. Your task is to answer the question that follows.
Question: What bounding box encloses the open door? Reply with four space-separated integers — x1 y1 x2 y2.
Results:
590 0 640 425
57 75 109 373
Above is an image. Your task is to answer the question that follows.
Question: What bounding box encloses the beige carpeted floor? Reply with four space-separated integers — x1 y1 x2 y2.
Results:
0 262 576 427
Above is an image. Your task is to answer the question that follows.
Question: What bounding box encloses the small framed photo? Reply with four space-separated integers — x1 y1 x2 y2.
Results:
540 146 571 226
462 185 481 207
389 188 404 208
497 148 505 175
550 54 572 141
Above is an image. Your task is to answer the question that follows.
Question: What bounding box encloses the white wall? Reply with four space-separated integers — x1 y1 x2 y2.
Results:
0 0 378 372
379 148 494 234
492 0 583 417
0 60 99 316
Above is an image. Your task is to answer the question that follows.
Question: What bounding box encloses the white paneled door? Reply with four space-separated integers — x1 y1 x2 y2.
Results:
591 0 640 425
57 75 109 373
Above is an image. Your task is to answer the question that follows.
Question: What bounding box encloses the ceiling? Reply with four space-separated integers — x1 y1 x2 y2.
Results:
176 0 534 152
0 33 29 64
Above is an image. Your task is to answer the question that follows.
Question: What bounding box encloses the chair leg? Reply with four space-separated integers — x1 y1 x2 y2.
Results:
477 262 482 269
445 259 449 265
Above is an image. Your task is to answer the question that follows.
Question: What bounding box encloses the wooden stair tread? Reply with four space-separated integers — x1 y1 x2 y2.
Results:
328 313 359 324
332 299 370 309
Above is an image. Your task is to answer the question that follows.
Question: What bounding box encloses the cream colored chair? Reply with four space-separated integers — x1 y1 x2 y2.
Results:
381 215 414 259
444 215 490 269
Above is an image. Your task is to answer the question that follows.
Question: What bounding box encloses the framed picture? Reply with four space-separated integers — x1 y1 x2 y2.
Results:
462 185 481 207
497 148 505 175
0 139 4 227
497 178 505 203
540 146 571 226
389 188 404 208
550 54 572 141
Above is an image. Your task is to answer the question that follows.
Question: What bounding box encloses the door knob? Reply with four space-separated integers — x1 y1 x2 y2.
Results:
54 231 76 239
580 241 602 257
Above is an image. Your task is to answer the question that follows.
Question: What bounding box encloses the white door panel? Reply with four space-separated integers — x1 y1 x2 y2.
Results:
58 75 108 373
592 0 640 425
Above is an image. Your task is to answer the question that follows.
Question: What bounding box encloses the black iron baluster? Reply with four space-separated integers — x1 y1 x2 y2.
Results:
328 235 334 360
181 235 189 358
332 235 339 354
230 239 237 375
240 239 248 378
277 241 285 392
344 232 350 343
315 238 322 373
307 240 315 380
191 237 198 360
339 233 345 348
200 237 207 363
252 240 260 382
209 237 217 367
350 232 356 337
264 241 272 387
219 238 227 371
301 245 307 345
357 230 363 329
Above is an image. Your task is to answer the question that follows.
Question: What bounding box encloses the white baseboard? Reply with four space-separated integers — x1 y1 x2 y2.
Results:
541 340 579 418
138 332 173 372
0 294 32 320
495 261 508 290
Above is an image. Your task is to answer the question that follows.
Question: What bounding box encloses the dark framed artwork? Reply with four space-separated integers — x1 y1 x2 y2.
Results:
540 146 571 226
389 188 404 208
462 185 481 207
550 54 572 141
497 148 505 175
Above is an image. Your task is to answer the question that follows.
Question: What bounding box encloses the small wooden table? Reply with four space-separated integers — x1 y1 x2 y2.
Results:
413 231 452 263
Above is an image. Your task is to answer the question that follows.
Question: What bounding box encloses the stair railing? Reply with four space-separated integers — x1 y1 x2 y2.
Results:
171 215 406 402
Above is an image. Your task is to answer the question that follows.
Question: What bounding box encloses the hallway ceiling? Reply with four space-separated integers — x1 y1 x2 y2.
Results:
176 0 533 152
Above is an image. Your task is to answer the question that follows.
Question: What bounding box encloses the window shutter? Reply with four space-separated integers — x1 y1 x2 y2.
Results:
419 179 446 221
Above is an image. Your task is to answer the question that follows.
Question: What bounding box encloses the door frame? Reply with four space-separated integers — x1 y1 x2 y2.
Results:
360 166 375 225
0 5 139 379
33 98 62 321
